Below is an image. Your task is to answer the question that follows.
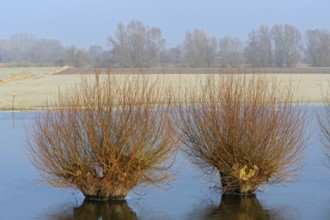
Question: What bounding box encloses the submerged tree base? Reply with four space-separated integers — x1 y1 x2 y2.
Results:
84 194 126 201
222 188 257 196
72 199 138 219
221 185 258 196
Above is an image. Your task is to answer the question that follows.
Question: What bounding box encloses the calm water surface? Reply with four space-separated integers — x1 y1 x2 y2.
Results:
0 107 330 220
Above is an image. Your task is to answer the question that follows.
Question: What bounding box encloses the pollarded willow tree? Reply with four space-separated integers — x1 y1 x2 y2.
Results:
26 71 178 201
176 69 306 194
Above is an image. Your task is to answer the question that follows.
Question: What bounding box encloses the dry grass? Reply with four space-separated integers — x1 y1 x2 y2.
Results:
0 72 33 84
175 68 306 194
26 70 178 200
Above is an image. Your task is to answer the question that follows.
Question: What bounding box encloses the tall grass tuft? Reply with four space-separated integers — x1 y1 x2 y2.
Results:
26 70 178 201
175 69 306 194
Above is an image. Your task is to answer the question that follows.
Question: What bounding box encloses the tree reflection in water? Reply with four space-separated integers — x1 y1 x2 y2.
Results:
188 194 287 220
47 199 139 220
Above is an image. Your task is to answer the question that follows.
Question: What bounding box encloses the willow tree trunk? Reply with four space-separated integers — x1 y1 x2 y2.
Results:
219 171 259 195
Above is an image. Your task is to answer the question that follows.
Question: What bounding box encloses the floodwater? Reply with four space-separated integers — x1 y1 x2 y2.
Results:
0 107 330 220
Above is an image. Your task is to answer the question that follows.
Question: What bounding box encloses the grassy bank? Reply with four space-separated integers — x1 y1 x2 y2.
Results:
0 67 329 110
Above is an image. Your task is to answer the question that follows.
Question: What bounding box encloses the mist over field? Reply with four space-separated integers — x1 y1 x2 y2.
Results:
0 1 329 68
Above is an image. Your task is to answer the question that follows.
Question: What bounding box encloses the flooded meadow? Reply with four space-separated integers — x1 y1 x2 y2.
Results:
0 107 330 219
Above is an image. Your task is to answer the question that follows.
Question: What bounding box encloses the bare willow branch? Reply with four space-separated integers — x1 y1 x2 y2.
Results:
318 80 330 160
175 68 306 194
26 70 178 201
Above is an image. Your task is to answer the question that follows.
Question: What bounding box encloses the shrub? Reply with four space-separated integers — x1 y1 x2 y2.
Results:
27 71 178 201
176 69 306 194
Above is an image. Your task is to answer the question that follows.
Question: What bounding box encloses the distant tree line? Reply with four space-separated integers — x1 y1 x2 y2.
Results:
1 21 330 68
0 33 110 67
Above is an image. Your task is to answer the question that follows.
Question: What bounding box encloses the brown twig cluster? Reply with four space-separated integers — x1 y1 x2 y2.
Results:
175 69 306 194
26 67 307 199
26 71 178 200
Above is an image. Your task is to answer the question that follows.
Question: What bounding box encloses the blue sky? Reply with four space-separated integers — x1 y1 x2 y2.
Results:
1 0 329 48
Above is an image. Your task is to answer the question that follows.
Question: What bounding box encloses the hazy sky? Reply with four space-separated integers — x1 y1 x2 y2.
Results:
1 0 329 48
